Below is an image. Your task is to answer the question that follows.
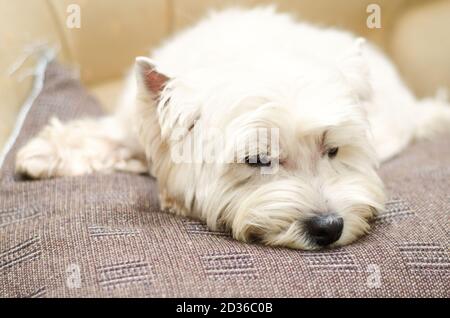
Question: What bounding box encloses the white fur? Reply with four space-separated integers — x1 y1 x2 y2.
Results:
16 7 450 249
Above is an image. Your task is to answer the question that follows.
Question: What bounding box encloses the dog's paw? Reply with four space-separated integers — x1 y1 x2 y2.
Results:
15 117 149 179
15 118 92 179
16 136 63 179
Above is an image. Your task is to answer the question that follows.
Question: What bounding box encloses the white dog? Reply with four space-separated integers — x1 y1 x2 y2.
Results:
16 7 450 249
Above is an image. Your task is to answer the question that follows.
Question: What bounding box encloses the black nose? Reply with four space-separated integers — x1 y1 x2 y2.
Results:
304 214 343 246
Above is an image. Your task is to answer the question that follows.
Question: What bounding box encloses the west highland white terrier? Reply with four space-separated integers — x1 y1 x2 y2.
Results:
16 8 450 249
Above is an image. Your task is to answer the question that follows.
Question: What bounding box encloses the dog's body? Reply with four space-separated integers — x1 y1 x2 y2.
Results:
16 8 450 249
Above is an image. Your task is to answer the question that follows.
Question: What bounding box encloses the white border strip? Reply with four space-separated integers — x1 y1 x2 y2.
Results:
0 49 56 169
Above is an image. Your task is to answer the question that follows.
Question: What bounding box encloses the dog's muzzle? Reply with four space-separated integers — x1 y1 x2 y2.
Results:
303 214 343 246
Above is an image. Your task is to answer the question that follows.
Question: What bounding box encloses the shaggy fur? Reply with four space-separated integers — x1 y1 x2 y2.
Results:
16 8 450 249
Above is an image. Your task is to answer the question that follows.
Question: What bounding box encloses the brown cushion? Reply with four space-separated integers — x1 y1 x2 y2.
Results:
0 61 449 297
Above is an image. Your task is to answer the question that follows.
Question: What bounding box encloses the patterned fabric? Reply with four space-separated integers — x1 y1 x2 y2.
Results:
0 62 449 298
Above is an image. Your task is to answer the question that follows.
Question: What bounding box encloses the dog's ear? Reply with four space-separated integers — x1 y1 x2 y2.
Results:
135 56 200 140
135 56 170 98
338 38 372 101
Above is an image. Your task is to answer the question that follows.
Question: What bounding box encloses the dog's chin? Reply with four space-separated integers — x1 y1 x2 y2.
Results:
239 213 374 250
221 175 382 250
229 198 379 250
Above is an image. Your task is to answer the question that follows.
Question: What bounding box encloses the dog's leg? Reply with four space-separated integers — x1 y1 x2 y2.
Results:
412 95 450 141
372 94 450 162
365 47 450 162
15 115 146 179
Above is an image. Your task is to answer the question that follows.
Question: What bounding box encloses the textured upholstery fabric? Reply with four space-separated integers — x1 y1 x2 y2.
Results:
0 62 449 298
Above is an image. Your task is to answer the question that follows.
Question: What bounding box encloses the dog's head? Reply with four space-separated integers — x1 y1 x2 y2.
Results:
134 43 385 250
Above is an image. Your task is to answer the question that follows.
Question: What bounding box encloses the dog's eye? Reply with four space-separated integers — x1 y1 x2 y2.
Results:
245 154 271 167
327 147 339 159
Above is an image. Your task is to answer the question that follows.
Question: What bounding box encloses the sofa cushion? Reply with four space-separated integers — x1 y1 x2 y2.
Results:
0 60 449 297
